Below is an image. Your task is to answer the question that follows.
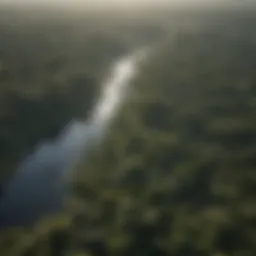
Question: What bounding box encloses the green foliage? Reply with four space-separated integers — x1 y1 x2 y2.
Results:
70 10 256 256
0 214 73 256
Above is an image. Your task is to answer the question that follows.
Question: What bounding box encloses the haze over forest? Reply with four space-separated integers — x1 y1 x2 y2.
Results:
0 1 255 255
0 0 242 10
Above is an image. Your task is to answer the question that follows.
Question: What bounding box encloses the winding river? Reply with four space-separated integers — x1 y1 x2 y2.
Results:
0 49 147 229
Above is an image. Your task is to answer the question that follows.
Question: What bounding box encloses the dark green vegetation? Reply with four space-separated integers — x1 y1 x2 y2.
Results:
68 8 256 256
1 5 256 256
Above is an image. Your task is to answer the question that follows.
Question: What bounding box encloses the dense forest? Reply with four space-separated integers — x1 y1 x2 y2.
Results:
68 10 256 256
0 4 256 256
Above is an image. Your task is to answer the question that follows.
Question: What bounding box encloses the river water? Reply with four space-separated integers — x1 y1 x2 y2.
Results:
0 50 147 229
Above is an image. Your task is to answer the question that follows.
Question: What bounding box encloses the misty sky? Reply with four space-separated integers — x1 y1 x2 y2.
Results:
0 0 226 8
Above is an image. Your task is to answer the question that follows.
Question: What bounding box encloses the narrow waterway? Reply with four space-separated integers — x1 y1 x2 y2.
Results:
0 49 147 229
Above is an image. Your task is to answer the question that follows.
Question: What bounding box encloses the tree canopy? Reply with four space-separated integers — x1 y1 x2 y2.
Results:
70 11 256 256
